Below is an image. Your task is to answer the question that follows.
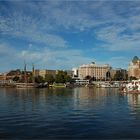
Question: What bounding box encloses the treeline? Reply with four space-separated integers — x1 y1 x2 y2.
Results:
12 70 72 83
35 71 72 84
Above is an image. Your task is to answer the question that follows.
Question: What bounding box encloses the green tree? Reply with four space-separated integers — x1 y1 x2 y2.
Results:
45 74 55 84
114 71 123 81
64 75 72 83
28 73 35 83
55 70 72 83
35 76 45 83
55 74 65 83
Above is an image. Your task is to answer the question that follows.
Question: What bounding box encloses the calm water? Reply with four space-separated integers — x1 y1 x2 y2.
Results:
0 87 140 139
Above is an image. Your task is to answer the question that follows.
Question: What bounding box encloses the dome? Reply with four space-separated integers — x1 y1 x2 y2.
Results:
132 56 139 64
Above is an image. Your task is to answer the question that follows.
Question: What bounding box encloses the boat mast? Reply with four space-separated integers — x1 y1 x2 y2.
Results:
32 63 35 83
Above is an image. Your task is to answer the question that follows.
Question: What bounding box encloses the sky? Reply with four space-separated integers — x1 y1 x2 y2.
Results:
0 0 140 72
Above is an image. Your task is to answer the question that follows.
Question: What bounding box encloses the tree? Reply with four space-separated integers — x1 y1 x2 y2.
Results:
129 76 137 80
113 71 123 81
55 73 65 83
84 75 92 80
92 76 96 81
64 75 72 83
106 71 111 81
55 70 72 83
84 75 92 83
45 74 55 84
13 76 20 82
35 76 45 83
28 73 36 83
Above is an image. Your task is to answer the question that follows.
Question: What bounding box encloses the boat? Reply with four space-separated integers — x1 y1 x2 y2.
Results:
15 62 39 88
49 83 66 88
36 82 48 88
96 82 119 88
120 79 140 94
85 83 95 87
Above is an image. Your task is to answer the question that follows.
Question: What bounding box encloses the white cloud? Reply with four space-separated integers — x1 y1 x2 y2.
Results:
0 42 131 72
0 12 68 48
95 24 140 51
0 43 16 55
17 48 94 70
0 1 140 72
0 42 93 71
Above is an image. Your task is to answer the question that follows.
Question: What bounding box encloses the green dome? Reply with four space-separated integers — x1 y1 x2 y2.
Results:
132 56 139 64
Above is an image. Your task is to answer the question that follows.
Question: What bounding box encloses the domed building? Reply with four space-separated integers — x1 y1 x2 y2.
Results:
128 56 140 79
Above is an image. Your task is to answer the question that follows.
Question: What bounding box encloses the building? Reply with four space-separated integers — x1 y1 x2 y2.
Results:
114 68 128 80
34 69 57 78
6 69 22 80
128 56 140 79
77 62 111 80
39 70 47 78
72 68 78 78
0 73 6 81
109 69 117 80
34 70 39 77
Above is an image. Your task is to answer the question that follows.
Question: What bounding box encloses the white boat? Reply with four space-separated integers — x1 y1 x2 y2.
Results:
120 79 140 94
16 83 37 88
96 82 119 88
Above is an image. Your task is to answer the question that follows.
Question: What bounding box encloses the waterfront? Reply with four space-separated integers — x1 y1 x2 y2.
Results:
0 87 140 139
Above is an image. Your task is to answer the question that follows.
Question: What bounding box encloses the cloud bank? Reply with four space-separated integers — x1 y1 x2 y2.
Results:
0 1 140 72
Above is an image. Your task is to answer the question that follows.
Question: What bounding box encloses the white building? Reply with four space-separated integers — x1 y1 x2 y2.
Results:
74 62 111 80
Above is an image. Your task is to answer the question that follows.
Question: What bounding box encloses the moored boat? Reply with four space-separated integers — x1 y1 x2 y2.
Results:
120 79 140 94
96 82 119 88
49 83 66 88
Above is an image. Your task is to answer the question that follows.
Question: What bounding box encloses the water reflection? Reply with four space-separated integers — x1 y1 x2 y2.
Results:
123 93 140 118
73 87 120 109
127 94 140 106
1 87 140 138
0 87 122 113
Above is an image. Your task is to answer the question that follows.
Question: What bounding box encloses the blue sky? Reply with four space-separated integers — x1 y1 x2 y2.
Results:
0 1 140 72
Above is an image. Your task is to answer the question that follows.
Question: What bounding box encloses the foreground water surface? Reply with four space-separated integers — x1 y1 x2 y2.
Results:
0 87 140 139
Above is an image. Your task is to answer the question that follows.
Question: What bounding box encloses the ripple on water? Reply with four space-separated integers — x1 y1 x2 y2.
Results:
0 88 140 139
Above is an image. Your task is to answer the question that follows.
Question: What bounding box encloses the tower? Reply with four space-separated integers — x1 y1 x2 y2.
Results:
24 61 27 83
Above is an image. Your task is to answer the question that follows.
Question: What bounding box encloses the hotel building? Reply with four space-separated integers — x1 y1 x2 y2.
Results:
77 62 111 80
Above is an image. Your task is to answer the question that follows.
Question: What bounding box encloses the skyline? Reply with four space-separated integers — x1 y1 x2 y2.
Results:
0 1 140 72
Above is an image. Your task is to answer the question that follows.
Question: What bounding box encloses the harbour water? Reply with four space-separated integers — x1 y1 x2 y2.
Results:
0 87 140 139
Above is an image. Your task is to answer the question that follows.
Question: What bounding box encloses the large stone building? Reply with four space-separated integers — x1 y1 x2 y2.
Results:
34 70 57 78
77 62 111 80
128 56 140 79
